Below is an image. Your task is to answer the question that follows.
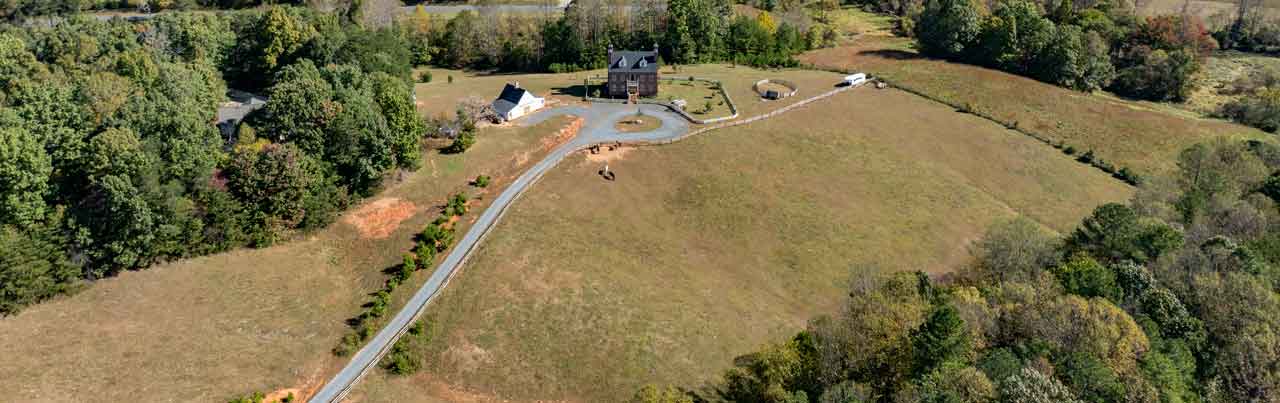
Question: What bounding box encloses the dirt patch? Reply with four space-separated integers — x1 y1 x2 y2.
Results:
543 116 584 150
444 335 494 373
613 115 664 133
583 146 634 163
421 376 504 403
342 198 418 239
263 388 301 403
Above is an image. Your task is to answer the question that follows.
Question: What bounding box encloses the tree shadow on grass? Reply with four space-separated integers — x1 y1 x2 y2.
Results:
857 48 923 60
551 83 607 98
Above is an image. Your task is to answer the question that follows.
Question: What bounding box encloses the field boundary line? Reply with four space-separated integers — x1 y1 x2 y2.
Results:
873 77 1141 186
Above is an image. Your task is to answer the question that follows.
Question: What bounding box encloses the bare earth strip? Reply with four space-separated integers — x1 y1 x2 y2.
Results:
347 88 1133 402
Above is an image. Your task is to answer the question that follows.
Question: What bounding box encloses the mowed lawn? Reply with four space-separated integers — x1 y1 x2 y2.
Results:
347 87 1133 402
0 115 578 402
799 37 1271 176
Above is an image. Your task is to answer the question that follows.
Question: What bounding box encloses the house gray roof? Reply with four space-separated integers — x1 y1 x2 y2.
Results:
497 83 528 104
608 50 658 73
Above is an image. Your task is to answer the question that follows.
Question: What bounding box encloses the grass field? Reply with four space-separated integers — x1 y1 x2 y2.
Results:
799 35 1271 176
345 87 1133 402
0 113 579 402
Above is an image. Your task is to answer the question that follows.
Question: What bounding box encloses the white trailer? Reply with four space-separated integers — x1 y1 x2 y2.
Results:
843 73 867 87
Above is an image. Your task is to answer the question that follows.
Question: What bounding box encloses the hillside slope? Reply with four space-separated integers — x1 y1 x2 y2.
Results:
348 88 1133 402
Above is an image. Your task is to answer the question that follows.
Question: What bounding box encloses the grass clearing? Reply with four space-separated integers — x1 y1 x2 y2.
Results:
0 115 579 402
799 36 1271 176
1185 51 1280 115
657 79 733 118
347 87 1133 402
827 6 899 36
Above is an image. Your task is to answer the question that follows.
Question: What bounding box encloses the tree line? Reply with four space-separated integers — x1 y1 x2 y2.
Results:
0 5 427 315
636 138 1280 403
914 0 1217 102
413 0 839 72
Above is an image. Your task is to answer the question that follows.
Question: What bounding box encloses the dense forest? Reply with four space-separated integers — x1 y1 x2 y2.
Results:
639 138 1280 403
0 6 424 315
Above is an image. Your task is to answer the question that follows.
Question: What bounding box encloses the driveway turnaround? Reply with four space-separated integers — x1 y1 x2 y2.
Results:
308 103 689 403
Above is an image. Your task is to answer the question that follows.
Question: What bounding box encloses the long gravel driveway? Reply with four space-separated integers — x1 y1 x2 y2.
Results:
308 103 689 403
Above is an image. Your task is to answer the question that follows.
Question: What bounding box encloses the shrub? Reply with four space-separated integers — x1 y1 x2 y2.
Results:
1219 88 1280 133
1077 150 1095 164
397 254 415 282
447 193 469 216
383 343 422 375
1063 145 1076 155
1094 159 1116 174
417 70 432 83
447 74 453 84
443 131 475 154
473 175 491 188
226 392 266 403
334 332 361 356
415 242 435 267
1114 167 1141 185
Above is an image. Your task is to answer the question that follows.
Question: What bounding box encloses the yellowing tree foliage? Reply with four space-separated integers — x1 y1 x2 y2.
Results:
757 10 777 34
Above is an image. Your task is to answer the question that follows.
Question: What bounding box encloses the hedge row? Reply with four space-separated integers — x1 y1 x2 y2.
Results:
333 192 469 356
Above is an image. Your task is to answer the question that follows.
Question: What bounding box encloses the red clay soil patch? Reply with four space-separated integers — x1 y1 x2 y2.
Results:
343 197 418 239
263 388 301 403
542 116 584 151
583 145 634 163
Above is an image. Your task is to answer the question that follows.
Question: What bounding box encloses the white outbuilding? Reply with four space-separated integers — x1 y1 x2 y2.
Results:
843 73 867 87
492 83 545 121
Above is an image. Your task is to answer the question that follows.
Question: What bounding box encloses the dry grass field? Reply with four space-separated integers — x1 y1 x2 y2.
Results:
0 115 578 402
799 36 1270 176
346 87 1133 402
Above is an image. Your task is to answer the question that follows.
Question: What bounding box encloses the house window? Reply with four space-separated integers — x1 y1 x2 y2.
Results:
630 74 635 81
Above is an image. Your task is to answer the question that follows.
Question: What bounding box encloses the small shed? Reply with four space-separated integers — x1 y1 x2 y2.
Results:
492 83 545 121
843 73 867 87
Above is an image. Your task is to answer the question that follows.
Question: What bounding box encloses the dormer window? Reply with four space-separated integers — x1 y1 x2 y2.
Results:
638 59 647 68
617 56 627 68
